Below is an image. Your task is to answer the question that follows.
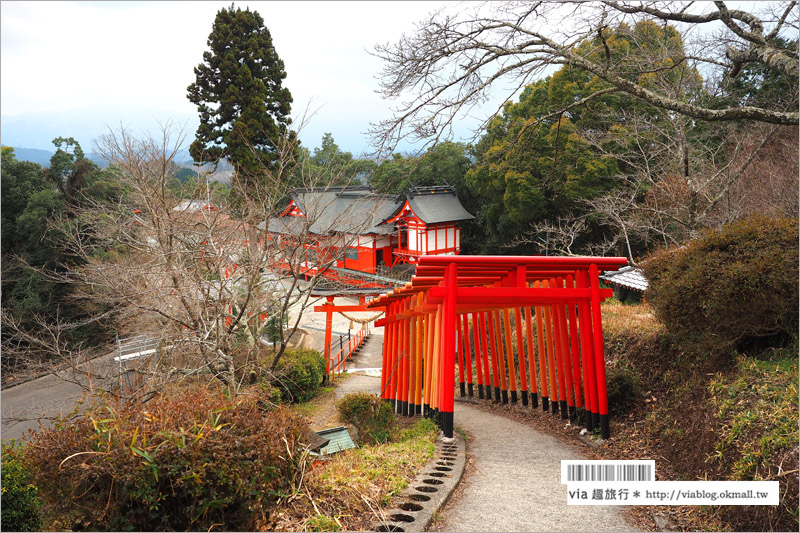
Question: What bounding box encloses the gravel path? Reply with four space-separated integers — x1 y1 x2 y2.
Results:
430 402 636 532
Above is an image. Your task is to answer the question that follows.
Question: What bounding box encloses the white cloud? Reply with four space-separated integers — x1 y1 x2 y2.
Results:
1 1 480 153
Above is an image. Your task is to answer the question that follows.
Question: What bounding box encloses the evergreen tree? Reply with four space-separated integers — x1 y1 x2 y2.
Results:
44 137 99 210
465 21 702 254
187 4 295 193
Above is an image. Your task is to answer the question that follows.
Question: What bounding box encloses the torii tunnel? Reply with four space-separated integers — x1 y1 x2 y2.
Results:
366 255 628 440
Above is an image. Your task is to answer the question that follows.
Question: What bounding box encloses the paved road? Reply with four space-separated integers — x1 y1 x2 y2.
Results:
333 333 384 399
430 402 636 532
1 354 121 442
1 295 379 443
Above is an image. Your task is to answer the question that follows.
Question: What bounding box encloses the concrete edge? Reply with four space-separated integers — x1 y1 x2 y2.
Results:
370 432 466 532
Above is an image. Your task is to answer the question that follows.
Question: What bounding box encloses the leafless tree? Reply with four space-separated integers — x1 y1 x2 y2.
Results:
370 1 798 155
587 108 796 247
505 214 589 256
1 121 388 399
507 105 797 262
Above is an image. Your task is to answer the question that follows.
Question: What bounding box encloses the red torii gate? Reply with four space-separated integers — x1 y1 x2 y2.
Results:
366 255 627 439
313 295 374 379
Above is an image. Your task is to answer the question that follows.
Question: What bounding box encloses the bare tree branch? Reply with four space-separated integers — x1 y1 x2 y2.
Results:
370 1 798 155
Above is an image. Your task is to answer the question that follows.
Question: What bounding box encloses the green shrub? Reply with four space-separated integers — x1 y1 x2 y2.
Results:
644 216 799 357
1 443 43 532
22 388 310 531
274 348 326 404
337 392 395 444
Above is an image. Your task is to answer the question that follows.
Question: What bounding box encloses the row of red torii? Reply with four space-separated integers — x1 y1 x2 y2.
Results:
317 255 628 440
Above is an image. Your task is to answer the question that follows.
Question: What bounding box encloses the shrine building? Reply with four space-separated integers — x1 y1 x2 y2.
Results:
259 185 474 275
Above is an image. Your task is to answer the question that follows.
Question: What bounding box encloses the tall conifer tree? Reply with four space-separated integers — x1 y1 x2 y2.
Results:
188 4 295 192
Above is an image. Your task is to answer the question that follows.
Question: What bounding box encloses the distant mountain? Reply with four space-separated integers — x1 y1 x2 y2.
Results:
3 145 237 184
5 147 54 167
1 106 198 153
3 146 111 168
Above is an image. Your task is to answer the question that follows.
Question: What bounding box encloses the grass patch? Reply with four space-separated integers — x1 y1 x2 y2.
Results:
315 418 437 504
291 385 336 418
601 300 662 337
709 354 798 480
304 514 342 532
269 417 438 531
705 352 799 530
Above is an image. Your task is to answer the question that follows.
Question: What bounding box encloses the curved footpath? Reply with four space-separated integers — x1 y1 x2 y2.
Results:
429 402 635 532
320 326 635 532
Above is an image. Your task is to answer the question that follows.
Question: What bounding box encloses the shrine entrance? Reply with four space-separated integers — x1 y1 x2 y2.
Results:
314 294 384 379
364 255 627 439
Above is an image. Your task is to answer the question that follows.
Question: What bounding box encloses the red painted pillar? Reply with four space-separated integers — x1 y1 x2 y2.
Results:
503 308 518 403
324 296 334 381
457 314 466 397
494 310 509 404
441 262 457 438
534 281 549 411
524 305 539 408
399 298 410 416
415 292 425 414
577 269 598 431
423 306 434 416
551 304 569 417
486 311 501 402
514 307 529 406
472 312 485 399
380 305 392 400
393 300 404 410
589 263 611 439
543 281 558 415
389 301 401 406
479 312 492 400
409 304 418 416
462 314 474 397
566 275 584 410
432 303 443 414
555 277 575 420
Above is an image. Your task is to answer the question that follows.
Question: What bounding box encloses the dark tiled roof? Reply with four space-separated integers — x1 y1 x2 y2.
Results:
263 186 473 236
600 266 649 292
407 190 474 224
382 186 475 225
302 192 400 235
259 187 401 236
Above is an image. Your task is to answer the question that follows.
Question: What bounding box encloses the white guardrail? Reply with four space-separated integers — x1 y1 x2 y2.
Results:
114 335 159 363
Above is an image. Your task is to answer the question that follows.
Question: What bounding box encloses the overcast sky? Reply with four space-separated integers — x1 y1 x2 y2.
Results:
1 0 475 156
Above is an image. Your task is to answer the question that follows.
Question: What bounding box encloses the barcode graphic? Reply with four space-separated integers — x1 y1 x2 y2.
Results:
561 460 655 484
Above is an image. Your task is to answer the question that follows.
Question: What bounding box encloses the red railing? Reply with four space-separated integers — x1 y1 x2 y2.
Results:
330 327 370 380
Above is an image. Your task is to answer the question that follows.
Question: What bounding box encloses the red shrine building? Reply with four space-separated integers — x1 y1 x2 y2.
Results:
259 186 474 275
